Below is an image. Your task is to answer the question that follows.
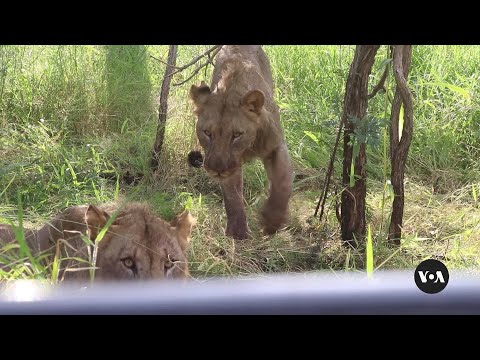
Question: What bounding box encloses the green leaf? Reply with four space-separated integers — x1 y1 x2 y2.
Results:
424 81 471 100
64 158 78 187
366 224 373 278
303 130 319 145
348 115 361 126
50 240 62 284
399 103 404 141
352 138 360 161
378 58 393 70
13 192 42 276
185 195 194 211
91 180 100 202
90 206 122 283
349 159 355 187
114 174 120 201
121 118 129 134
0 174 16 198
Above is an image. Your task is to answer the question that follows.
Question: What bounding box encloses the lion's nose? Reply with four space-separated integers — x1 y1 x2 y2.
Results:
208 157 229 174
211 170 228 178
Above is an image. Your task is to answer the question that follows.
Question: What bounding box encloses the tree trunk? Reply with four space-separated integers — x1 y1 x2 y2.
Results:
341 45 380 247
150 45 178 171
388 45 413 245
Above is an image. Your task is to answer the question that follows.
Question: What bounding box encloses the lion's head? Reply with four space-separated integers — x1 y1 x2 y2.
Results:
189 81 266 180
79 203 195 281
1 203 196 282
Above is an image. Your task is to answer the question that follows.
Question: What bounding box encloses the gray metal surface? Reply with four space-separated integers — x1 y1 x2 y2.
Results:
0 270 479 314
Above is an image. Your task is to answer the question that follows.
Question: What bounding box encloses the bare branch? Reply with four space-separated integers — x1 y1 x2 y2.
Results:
167 45 222 78
206 45 222 66
314 117 344 220
149 54 182 70
151 46 223 84
172 64 206 86
368 64 389 99
334 182 341 223
171 46 223 86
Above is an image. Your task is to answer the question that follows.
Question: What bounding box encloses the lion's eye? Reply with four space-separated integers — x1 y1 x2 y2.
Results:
232 131 243 139
121 257 135 269
204 130 211 137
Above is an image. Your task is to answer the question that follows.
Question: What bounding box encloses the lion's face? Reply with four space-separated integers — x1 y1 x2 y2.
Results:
1 203 196 281
76 204 195 281
190 82 265 180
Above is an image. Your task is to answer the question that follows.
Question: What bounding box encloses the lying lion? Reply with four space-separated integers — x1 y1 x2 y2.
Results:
0 202 195 281
189 45 293 240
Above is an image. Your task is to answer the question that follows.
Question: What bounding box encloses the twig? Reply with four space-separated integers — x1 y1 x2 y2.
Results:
334 182 341 223
149 54 182 69
368 64 389 99
173 65 206 86
314 117 344 220
172 46 223 86
151 46 222 86
206 45 222 66
167 45 222 78
368 46 393 99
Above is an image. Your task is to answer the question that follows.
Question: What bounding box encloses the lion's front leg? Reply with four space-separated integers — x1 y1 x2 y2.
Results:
220 169 249 240
261 144 293 235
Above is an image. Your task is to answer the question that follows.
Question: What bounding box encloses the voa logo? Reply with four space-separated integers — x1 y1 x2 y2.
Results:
414 259 449 294
417 270 446 284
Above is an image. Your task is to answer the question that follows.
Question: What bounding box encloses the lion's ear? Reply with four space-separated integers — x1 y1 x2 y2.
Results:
190 81 211 107
170 210 196 252
85 205 111 240
241 89 265 116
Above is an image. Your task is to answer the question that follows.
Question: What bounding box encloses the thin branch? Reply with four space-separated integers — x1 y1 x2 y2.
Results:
151 46 223 83
172 46 223 86
334 182 341 223
167 45 222 78
314 117 344 220
368 64 389 99
149 54 182 69
206 45 222 66
368 46 393 100
172 64 207 86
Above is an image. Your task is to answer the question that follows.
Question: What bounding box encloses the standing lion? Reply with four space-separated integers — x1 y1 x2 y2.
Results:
189 45 293 240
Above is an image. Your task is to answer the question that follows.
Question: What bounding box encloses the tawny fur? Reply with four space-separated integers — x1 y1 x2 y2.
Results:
0 202 195 282
190 45 293 240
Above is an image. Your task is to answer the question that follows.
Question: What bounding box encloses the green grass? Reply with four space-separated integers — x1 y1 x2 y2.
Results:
1 45 480 282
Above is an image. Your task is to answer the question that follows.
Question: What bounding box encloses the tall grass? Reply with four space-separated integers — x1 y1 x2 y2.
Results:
1 45 480 281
